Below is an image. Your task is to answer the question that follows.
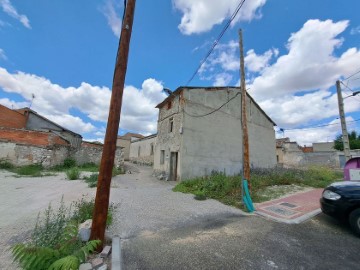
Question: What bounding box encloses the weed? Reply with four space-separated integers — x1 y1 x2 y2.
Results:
63 158 76 169
112 166 125 177
173 166 342 206
0 159 14 169
84 173 98 188
66 167 80 180
79 162 99 172
72 196 114 226
13 164 43 177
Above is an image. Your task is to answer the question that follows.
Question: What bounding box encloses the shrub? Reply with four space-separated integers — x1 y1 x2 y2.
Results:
32 197 71 249
63 158 76 169
12 221 100 270
72 196 114 226
66 167 80 180
112 166 125 177
0 160 14 169
84 173 99 188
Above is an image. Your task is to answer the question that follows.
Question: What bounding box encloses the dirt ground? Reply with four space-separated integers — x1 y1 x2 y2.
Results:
0 170 95 270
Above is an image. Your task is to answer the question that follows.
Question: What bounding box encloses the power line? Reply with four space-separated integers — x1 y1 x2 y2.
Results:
340 81 360 102
282 118 360 132
183 91 241 117
343 69 360 81
185 0 246 85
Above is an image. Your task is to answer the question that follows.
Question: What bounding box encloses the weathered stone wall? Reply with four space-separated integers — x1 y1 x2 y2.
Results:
0 140 70 167
0 131 123 168
73 142 124 167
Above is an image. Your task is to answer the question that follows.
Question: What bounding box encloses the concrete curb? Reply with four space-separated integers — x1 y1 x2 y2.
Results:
255 208 322 224
112 236 122 270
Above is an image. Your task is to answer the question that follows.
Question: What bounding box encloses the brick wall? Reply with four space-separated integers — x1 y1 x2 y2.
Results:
0 104 27 129
0 128 69 147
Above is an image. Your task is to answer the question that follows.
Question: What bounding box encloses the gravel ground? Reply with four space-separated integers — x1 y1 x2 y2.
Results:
107 164 247 239
0 170 95 270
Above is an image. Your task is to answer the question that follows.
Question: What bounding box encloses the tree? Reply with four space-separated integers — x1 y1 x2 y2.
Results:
334 130 360 150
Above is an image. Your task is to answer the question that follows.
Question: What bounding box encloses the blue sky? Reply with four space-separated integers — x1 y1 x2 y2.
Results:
0 0 359 145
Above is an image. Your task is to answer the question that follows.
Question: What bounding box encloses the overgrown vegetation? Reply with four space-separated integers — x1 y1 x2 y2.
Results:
11 196 114 270
0 162 54 177
0 159 14 169
66 167 81 180
173 166 343 207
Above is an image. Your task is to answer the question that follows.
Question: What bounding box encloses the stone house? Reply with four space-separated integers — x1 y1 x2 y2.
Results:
0 104 123 167
0 104 82 148
129 134 157 165
153 86 277 181
116 132 144 160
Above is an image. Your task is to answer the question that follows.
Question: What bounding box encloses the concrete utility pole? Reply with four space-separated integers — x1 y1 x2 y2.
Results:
239 29 251 190
336 80 351 161
90 0 136 247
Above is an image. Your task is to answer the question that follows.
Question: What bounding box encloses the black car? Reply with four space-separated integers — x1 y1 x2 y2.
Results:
320 181 360 236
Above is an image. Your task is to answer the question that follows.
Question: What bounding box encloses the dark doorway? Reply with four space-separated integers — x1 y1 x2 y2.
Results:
169 152 178 181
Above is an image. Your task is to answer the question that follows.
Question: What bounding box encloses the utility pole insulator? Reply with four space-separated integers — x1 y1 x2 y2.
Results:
90 0 137 248
239 29 251 190
336 80 351 162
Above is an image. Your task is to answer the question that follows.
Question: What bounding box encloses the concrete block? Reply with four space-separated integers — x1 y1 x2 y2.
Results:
98 265 108 270
79 263 92 270
78 219 92 242
100 245 112 258
91 257 104 269
112 236 122 270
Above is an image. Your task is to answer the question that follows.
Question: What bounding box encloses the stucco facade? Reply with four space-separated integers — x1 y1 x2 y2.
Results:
129 134 157 165
153 86 277 181
117 133 144 160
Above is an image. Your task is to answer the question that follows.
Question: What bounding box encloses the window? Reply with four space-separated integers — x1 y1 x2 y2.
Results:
167 101 172 110
160 150 165 164
169 117 174 133
150 143 154 155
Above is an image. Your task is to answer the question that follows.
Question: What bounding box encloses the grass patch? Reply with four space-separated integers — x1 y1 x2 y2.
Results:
0 160 14 169
112 166 125 177
12 164 44 177
173 166 343 207
66 167 81 180
78 162 99 172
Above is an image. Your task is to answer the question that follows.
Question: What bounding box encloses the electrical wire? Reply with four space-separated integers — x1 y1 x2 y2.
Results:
185 0 246 86
340 81 360 102
343 69 360 81
183 91 241 118
282 119 360 132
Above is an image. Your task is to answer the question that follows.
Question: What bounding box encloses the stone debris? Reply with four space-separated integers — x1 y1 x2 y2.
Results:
79 263 92 270
91 257 104 269
100 245 112 258
97 264 108 270
78 219 92 242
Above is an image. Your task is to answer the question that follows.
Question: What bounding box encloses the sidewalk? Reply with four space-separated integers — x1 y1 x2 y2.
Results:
255 188 323 224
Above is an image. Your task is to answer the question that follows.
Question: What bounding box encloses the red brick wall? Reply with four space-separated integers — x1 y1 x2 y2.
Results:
0 105 27 129
82 141 103 148
0 128 69 147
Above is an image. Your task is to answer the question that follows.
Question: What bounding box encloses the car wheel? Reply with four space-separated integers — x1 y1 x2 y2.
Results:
349 208 360 236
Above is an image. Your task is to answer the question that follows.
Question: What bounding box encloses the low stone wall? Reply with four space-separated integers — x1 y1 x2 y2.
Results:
0 140 70 167
0 130 123 168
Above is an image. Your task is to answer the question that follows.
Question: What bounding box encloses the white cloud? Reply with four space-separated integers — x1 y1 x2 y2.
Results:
0 67 167 136
0 0 30 28
245 48 277 73
0 48 7 60
350 25 360 35
213 73 233 86
249 19 358 101
173 0 267 35
101 0 123 37
283 117 357 146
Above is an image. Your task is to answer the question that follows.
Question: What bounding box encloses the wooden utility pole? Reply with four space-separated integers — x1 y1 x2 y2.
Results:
336 80 351 161
90 0 136 246
239 29 251 190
